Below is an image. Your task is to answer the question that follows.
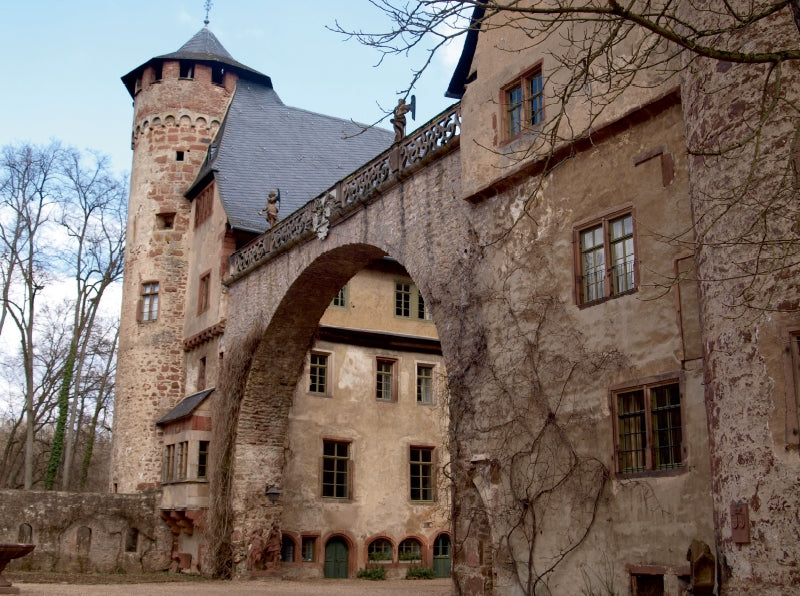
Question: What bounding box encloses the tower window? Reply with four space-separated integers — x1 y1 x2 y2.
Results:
179 61 194 79
155 213 175 230
139 281 159 322
153 63 163 82
212 65 225 85
176 151 184 162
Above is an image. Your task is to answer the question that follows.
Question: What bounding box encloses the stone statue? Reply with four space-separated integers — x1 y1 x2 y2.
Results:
259 189 281 227
391 98 412 142
264 521 282 569
248 528 265 570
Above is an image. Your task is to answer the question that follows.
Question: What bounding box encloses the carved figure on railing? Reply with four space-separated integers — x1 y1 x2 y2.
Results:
312 193 333 240
264 521 282 569
259 189 281 227
390 98 412 142
248 528 265 570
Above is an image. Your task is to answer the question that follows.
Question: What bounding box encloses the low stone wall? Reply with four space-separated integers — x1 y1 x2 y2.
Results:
0 490 172 574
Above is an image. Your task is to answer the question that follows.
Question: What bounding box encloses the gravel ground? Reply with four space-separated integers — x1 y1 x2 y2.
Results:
11 577 453 595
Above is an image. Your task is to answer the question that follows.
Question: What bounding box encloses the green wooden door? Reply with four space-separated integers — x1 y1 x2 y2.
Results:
324 537 348 578
433 534 451 578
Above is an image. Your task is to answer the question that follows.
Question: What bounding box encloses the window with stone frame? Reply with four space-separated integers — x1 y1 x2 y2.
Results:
631 572 665 596
395 281 432 320
410 446 435 502
502 63 544 140
301 536 316 562
398 538 422 562
198 271 211 314
321 439 351 499
368 538 393 562
376 358 397 401
281 536 296 562
139 281 159 322
613 380 683 474
417 364 434 404
309 352 329 395
197 440 209 479
576 211 636 305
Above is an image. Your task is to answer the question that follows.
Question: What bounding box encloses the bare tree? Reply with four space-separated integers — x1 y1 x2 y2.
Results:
46 148 125 491
338 1 800 311
0 142 126 491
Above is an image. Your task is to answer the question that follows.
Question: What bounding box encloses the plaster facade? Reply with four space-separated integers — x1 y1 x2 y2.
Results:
108 5 800 594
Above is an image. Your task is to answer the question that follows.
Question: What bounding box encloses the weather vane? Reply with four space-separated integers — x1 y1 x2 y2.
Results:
204 0 213 26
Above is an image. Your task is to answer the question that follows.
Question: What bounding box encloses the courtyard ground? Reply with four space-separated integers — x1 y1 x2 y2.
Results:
8 573 453 595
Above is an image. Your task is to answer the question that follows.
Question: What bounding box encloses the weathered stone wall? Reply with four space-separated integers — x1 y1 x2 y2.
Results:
213 93 715 593
111 60 234 494
0 490 171 574
677 4 800 593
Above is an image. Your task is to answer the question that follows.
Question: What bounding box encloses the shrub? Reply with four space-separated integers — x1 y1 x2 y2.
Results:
406 565 436 580
357 565 387 580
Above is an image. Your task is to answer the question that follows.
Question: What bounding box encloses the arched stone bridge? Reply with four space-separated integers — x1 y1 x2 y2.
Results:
211 104 495 589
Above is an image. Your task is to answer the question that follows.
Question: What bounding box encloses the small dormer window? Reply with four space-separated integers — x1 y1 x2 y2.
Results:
212 65 225 85
180 61 194 79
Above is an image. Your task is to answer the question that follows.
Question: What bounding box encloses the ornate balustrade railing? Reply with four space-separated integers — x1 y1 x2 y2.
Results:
228 103 461 281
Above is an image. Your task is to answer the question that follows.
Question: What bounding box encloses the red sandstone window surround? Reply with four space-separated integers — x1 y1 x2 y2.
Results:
574 210 637 306
612 377 684 475
501 62 545 141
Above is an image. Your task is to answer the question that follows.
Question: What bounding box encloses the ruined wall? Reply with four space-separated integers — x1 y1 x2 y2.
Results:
0 490 171 574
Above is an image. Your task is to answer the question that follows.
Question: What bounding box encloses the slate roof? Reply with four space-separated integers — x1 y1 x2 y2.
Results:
121 27 272 96
155 388 214 426
187 80 395 233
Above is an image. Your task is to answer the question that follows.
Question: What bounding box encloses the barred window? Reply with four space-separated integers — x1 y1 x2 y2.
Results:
615 381 682 474
577 213 636 305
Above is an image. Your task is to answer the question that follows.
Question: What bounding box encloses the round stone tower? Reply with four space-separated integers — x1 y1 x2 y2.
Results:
110 27 266 493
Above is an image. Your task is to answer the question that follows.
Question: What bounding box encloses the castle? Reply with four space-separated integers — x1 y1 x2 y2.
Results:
2 3 795 594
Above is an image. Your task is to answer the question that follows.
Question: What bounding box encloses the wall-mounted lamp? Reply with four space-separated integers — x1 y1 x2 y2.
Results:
265 484 282 504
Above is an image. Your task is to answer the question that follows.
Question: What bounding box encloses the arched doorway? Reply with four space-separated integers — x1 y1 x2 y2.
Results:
324 536 349 578
433 533 451 578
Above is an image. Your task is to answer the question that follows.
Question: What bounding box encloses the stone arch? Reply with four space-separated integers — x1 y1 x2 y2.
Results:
364 534 397 563
195 116 208 131
179 114 192 129
18 523 32 543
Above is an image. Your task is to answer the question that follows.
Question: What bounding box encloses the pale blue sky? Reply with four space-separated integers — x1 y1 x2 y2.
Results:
1 1 463 175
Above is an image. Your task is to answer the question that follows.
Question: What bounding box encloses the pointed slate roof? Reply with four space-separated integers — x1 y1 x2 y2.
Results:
186 80 395 233
121 27 271 96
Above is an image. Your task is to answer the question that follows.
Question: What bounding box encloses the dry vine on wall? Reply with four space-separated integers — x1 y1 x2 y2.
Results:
446 191 628 595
